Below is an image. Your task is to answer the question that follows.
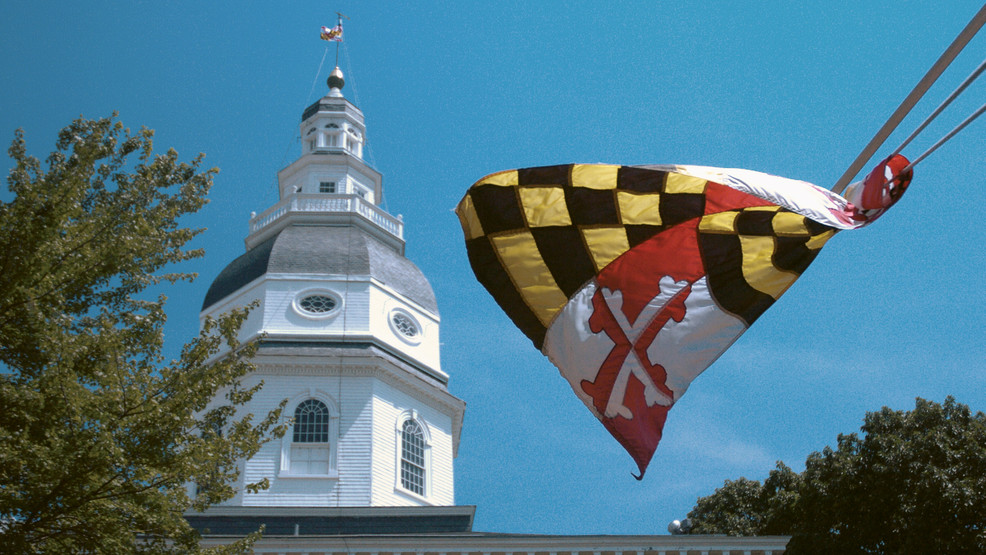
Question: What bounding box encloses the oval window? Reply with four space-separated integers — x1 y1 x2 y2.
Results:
391 313 418 338
388 309 422 345
297 293 339 316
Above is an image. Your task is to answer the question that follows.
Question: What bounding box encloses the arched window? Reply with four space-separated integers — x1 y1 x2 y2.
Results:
195 421 224 498
400 419 426 495
290 399 330 474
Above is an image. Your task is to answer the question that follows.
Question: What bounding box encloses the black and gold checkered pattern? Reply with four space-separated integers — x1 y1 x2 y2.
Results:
457 164 837 349
697 204 836 325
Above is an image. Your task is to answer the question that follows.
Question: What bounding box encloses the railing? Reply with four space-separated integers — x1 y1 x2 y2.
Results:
248 193 403 239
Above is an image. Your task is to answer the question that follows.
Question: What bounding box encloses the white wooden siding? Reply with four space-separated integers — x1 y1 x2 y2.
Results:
262 277 372 337
368 284 442 372
369 380 455 506
221 370 376 507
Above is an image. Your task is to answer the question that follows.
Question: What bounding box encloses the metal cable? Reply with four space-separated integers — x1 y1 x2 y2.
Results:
892 57 986 156
832 4 986 193
900 100 986 174
307 45 330 107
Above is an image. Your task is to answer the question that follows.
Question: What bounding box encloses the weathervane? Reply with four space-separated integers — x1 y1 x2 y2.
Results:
320 12 349 66
310 12 350 102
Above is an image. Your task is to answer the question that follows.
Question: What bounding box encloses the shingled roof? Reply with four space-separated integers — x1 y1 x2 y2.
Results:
202 225 437 313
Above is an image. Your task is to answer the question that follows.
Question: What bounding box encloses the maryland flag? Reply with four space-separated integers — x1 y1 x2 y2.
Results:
456 159 910 477
320 25 343 42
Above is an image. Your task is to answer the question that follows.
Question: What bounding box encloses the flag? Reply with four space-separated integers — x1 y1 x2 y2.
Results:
320 25 343 42
456 160 909 477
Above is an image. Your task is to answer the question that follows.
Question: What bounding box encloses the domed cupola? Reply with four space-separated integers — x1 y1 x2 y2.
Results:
197 61 462 509
201 65 442 376
203 226 437 315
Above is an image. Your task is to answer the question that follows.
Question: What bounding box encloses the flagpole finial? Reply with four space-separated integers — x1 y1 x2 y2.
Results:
327 66 345 97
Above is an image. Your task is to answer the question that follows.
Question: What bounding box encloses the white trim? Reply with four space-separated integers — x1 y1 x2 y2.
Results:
278 389 340 479
251 332 448 383
394 409 432 501
200 272 441 327
353 183 373 203
393 485 431 505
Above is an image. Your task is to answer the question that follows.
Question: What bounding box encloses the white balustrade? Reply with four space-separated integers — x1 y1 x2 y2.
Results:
249 193 403 239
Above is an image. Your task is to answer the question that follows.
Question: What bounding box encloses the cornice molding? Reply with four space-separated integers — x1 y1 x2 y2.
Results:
252 356 464 416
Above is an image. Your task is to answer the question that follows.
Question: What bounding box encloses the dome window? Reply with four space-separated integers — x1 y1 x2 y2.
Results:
389 309 422 345
300 295 336 313
393 314 416 336
294 291 342 319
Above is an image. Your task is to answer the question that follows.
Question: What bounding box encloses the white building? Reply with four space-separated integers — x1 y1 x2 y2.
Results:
196 64 461 509
189 66 788 555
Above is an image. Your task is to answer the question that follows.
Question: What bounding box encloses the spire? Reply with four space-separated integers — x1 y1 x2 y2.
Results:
320 12 347 99
327 66 345 97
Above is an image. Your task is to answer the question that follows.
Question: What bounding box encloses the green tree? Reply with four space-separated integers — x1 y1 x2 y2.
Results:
687 397 986 554
0 116 284 553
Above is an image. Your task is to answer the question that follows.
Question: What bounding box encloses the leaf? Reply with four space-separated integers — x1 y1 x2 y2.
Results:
0 116 279 554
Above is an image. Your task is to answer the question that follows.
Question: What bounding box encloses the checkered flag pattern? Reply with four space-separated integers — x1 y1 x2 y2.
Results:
456 164 837 350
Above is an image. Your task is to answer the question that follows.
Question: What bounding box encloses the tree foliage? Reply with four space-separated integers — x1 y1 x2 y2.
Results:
0 116 284 553
687 397 986 553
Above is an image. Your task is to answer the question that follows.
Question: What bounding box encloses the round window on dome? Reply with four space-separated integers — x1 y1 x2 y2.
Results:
392 313 417 337
389 309 422 345
294 292 341 319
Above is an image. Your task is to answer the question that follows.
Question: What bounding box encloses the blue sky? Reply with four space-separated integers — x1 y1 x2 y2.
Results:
3 1 985 535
